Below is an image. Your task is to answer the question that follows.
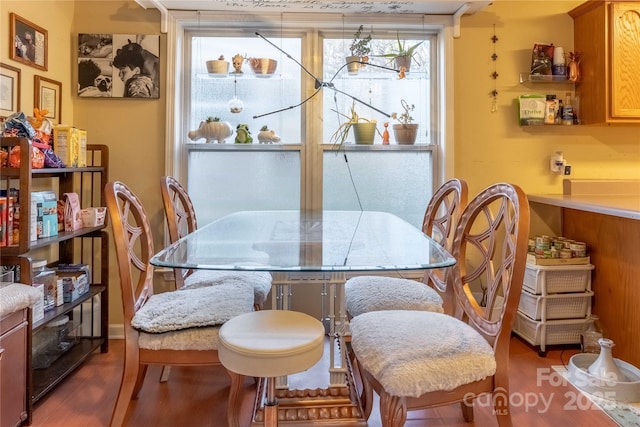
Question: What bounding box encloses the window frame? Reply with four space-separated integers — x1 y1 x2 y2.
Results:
162 11 455 214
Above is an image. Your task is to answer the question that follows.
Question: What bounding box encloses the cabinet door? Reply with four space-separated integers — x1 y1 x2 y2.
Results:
0 312 28 427
610 2 640 119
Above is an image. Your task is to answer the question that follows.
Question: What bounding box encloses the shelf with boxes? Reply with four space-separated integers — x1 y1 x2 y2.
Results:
0 136 109 423
513 261 594 357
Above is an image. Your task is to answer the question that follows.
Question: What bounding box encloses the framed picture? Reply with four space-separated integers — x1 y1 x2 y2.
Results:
0 63 21 118
77 33 159 98
10 13 48 71
34 76 62 124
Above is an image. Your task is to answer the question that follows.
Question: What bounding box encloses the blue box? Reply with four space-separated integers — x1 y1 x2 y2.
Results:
31 191 58 238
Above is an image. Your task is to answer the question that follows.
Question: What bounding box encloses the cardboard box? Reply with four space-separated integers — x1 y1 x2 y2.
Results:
77 129 87 167
526 253 591 266
0 188 19 246
31 191 59 238
32 284 45 324
80 207 106 227
56 264 90 303
53 125 80 167
518 95 546 126
58 273 89 303
63 193 83 232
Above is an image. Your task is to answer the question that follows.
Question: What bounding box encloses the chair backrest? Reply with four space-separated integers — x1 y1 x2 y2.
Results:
449 182 529 357
105 181 155 335
160 176 198 289
421 178 468 297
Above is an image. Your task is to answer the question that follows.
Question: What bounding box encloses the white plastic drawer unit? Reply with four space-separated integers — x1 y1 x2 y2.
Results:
523 263 594 294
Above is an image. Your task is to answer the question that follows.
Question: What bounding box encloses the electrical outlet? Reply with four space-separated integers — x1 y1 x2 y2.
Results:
564 165 572 175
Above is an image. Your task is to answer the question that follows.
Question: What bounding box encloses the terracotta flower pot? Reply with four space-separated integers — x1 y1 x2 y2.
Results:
393 123 418 145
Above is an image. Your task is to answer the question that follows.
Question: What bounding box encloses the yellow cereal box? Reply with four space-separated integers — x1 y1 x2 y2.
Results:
53 125 79 167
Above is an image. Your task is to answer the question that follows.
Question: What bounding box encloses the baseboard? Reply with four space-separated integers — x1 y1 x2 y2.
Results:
109 323 124 339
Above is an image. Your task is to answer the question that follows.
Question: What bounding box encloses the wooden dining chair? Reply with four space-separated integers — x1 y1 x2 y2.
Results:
345 178 468 317
160 176 272 309
106 181 255 427
350 182 530 427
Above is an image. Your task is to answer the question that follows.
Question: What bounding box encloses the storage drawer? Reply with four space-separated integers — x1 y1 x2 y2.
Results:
518 289 593 320
513 311 587 346
523 263 593 294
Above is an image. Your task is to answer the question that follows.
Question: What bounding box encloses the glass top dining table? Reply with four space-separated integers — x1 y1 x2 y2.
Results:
150 210 456 272
150 210 456 425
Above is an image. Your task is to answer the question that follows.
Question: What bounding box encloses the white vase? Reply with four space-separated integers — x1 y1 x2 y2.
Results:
588 338 627 382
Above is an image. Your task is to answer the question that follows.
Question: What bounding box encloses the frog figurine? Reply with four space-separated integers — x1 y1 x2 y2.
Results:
234 124 253 144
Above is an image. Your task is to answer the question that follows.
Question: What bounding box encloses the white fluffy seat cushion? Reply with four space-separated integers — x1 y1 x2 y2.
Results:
350 310 496 398
139 326 221 351
183 270 272 306
345 276 443 318
131 282 254 334
0 283 42 317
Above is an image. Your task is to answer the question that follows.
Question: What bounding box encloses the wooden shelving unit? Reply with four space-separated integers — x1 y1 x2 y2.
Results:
0 137 109 424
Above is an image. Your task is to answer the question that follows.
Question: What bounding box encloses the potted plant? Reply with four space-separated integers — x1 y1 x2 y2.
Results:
346 25 372 75
331 102 378 147
391 99 418 145
374 32 423 72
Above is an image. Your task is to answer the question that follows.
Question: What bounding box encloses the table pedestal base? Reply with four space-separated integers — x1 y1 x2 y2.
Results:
251 344 367 427
251 383 366 426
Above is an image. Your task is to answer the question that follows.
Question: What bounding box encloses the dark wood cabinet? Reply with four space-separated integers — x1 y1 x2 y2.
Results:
0 309 29 427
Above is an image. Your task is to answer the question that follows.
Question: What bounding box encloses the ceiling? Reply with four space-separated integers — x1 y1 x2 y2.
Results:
135 0 491 16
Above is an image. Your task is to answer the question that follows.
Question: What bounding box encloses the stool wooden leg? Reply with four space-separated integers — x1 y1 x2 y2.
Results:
263 377 278 427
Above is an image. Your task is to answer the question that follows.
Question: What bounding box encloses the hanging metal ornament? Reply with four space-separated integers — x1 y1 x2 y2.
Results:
228 75 244 113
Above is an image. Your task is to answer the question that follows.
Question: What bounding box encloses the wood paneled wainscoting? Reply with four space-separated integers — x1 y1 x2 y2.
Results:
563 208 640 368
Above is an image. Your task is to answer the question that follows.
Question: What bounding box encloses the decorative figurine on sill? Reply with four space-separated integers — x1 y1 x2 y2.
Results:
232 53 244 74
257 126 281 144
235 124 253 144
382 122 390 144
188 116 233 144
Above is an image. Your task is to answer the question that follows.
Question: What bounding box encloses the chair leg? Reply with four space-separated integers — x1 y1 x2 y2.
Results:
132 364 148 399
460 401 474 422
379 391 407 427
159 365 171 383
359 365 374 420
226 370 244 427
109 357 140 427
494 389 512 427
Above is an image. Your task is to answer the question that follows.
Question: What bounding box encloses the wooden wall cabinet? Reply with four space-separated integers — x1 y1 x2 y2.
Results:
569 1 640 124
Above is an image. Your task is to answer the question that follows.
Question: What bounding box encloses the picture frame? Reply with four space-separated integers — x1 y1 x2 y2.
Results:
9 13 48 71
77 33 159 98
34 76 62 124
0 62 21 118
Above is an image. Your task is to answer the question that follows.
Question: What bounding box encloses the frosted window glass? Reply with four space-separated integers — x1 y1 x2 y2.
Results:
323 150 433 228
190 36 302 144
188 150 301 225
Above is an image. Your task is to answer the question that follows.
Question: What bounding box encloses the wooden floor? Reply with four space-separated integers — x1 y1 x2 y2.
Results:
30 335 620 427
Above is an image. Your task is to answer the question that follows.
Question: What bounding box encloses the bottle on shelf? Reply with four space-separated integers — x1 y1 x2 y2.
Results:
555 99 564 124
581 314 604 353
562 92 574 125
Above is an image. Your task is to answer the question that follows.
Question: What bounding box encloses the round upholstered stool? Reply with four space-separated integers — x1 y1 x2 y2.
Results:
218 310 325 427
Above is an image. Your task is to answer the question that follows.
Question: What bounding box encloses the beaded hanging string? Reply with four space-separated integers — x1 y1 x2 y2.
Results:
490 24 499 113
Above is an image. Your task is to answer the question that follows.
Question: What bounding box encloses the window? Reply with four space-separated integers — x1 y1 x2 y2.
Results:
169 13 453 228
